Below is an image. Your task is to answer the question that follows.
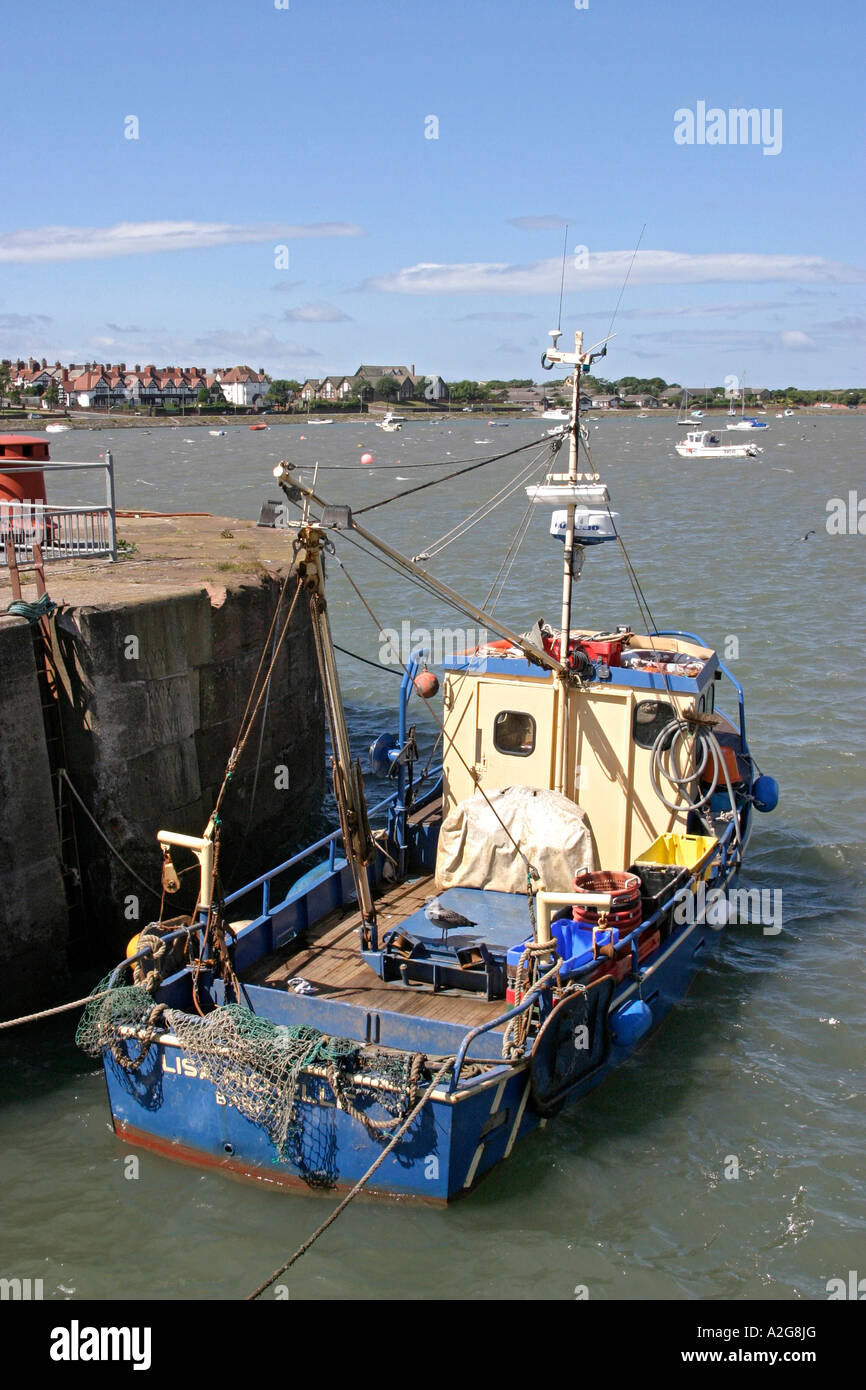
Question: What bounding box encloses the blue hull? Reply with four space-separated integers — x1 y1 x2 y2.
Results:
102 872 736 1202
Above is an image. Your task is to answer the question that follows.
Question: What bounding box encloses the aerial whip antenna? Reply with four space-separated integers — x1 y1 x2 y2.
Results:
556 223 569 332
606 222 646 339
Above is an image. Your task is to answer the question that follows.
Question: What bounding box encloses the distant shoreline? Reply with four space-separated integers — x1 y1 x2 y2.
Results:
0 404 863 433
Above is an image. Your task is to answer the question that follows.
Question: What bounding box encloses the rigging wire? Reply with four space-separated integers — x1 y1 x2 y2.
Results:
334 641 403 677
417 446 553 561
483 488 539 614
353 433 552 517
331 555 541 879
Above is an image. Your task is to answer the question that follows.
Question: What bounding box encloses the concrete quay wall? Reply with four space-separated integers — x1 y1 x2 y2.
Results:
0 514 325 1012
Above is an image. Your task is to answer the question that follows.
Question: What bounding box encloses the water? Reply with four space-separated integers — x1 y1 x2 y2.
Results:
2 412 864 1300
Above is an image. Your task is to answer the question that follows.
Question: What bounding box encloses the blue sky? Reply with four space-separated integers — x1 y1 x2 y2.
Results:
1 0 863 387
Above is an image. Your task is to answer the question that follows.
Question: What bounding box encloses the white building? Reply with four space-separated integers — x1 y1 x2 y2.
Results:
213 366 271 407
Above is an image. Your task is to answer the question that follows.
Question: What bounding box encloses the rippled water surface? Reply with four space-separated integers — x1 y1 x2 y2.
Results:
2 412 864 1300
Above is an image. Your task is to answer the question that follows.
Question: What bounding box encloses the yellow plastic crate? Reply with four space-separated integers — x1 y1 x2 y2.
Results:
634 832 718 877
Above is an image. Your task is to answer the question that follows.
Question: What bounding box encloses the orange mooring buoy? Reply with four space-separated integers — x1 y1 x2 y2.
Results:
413 670 439 699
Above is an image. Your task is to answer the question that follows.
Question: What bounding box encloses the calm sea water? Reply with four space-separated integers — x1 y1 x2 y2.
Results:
2 412 864 1301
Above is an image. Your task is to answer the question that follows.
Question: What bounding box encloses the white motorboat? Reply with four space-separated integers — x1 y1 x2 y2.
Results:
541 407 572 422
44 423 70 433
377 411 404 432
675 429 762 459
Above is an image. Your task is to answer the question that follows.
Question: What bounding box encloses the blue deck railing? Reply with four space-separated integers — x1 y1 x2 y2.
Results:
223 790 399 918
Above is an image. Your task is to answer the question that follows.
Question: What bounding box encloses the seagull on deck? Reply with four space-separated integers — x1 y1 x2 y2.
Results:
425 895 476 943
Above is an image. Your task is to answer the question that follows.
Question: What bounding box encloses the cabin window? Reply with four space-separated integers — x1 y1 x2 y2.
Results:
493 710 536 756
633 699 676 750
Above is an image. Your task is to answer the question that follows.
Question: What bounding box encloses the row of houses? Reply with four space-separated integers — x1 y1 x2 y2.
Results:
300 364 448 403
7 358 270 409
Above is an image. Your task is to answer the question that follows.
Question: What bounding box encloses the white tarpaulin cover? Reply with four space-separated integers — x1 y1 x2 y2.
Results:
435 785 597 895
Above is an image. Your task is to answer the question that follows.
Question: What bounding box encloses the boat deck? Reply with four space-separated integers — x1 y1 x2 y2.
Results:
241 875 507 1027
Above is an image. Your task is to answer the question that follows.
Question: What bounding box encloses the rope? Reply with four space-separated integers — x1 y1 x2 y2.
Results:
57 769 162 901
502 952 563 1060
0 989 114 1032
353 434 553 517
6 595 56 622
245 1053 455 1301
212 575 303 820
333 642 403 677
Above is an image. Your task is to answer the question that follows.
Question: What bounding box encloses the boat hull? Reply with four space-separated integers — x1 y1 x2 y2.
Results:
100 873 739 1202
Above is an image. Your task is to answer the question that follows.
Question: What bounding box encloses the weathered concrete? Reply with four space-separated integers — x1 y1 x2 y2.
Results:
0 617 69 1013
0 514 324 1007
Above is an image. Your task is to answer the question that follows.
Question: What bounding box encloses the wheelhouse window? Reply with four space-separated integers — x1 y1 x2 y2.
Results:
493 710 536 756
632 699 676 750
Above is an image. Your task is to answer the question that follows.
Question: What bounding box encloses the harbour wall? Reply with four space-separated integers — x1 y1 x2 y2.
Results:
0 516 325 1014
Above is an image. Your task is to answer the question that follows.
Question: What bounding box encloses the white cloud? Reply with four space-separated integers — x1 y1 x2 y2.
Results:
282 301 352 323
780 329 817 351
0 220 364 265
364 250 866 295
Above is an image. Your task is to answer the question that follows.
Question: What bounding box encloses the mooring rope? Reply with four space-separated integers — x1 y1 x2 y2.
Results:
246 1053 456 1301
57 769 162 901
0 990 114 1032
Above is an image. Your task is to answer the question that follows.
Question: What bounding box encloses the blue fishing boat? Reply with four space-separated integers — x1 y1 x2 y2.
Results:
78 324 779 1202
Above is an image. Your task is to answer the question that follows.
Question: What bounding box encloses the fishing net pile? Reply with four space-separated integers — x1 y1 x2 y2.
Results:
77 980 427 1182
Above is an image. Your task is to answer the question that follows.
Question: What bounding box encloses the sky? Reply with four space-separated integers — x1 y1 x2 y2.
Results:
1 0 864 388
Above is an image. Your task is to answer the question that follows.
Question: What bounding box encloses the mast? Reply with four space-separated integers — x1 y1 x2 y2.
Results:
294 522 380 949
538 327 611 793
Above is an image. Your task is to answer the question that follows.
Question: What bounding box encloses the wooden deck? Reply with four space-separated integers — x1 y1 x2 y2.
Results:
242 875 507 1027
